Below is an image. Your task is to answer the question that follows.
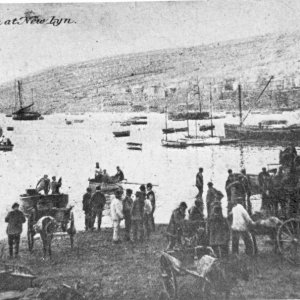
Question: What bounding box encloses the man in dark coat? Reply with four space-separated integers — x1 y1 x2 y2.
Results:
5 203 26 258
188 199 204 222
166 202 187 250
123 189 133 241
90 186 107 230
114 166 124 182
196 168 204 199
206 182 224 218
82 187 92 231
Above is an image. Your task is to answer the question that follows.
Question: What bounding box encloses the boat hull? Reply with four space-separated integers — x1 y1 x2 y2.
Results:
88 180 123 194
0 144 13 151
224 123 300 141
180 136 221 146
12 113 41 121
161 139 187 148
113 130 130 137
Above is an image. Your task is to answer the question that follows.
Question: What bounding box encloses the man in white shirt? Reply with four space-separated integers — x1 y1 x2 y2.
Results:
230 199 255 256
110 190 124 244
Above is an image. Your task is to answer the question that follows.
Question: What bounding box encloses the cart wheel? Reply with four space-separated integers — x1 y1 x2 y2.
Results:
160 255 178 300
277 218 300 266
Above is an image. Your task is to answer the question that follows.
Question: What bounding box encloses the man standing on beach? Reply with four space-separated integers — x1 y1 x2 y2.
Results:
90 186 106 231
146 183 156 232
5 203 26 258
123 189 133 241
82 187 92 231
196 168 204 200
110 190 124 244
131 191 144 243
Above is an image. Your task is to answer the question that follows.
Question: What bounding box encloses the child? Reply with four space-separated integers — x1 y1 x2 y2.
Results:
208 202 230 258
5 203 26 258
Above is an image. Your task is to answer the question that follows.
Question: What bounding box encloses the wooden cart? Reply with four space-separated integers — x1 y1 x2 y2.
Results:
20 190 75 251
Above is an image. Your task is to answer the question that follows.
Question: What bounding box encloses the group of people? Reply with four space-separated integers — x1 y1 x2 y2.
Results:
36 175 62 195
0 135 12 146
82 183 156 244
94 163 124 183
167 167 258 257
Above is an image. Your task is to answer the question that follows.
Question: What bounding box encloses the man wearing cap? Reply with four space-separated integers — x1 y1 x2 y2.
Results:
110 190 124 243
131 191 144 243
5 203 26 258
146 183 156 231
166 202 187 250
36 175 50 195
225 169 234 205
90 186 107 231
123 189 133 241
82 187 92 231
50 176 62 195
188 199 204 222
114 166 124 182
240 169 252 215
196 168 204 200
206 182 224 218
226 175 247 211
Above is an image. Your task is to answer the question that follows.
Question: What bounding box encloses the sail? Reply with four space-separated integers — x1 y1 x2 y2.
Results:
13 103 34 115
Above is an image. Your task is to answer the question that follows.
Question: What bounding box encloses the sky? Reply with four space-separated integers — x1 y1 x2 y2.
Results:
1 0 300 83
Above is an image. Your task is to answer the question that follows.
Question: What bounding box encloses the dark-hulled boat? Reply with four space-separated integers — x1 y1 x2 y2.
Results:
113 130 130 137
223 76 300 142
0 143 14 152
12 81 41 121
224 121 300 141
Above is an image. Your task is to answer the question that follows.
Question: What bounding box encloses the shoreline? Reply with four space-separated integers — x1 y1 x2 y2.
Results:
1 225 300 299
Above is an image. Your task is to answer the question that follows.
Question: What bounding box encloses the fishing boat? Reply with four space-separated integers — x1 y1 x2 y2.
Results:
161 139 188 148
161 100 187 148
0 143 14 152
6 127 14 131
113 130 130 137
12 81 41 121
127 142 142 151
120 121 131 126
88 180 123 194
65 120 72 125
181 83 222 146
131 120 147 125
224 76 300 141
73 119 84 123
5 114 12 118
162 127 188 134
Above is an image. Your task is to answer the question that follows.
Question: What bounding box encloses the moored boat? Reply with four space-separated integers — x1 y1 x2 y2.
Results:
161 139 188 148
131 120 147 125
12 81 41 121
0 143 14 151
113 130 130 137
6 127 14 131
199 124 215 132
88 180 123 194
180 136 221 146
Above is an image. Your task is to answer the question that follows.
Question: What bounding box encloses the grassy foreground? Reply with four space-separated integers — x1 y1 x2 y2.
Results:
0 225 300 299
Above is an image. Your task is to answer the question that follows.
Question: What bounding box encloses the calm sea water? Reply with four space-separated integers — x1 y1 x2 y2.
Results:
0 111 299 239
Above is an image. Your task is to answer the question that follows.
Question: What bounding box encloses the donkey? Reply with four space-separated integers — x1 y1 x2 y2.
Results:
33 216 58 259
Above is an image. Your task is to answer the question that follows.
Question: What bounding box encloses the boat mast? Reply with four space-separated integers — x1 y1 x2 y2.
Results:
18 81 23 108
14 80 17 111
209 83 214 137
186 91 190 137
165 90 168 141
238 84 242 127
197 76 202 113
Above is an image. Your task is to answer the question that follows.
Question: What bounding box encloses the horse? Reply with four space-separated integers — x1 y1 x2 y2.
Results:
196 254 250 300
33 216 58 259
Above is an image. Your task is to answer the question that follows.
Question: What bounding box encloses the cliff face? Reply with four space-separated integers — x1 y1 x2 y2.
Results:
1 31 300 113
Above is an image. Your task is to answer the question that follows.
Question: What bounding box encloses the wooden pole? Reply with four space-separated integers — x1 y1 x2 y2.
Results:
209 83 214 137
238 84 242 127
186 93 190 137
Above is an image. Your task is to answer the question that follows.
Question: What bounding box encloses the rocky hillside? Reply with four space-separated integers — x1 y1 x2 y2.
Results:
1 30 300 113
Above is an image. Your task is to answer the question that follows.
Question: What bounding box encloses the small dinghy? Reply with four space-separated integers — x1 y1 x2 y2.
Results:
127 142 142 151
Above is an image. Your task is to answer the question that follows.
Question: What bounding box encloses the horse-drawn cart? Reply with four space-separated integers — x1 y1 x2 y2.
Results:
20 189 76 251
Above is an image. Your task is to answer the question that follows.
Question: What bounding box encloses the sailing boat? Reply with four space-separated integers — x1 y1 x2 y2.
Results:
161 96 187 148
180 83 221 146
12 81 41 121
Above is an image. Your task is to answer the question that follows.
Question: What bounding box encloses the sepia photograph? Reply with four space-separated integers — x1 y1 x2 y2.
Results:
0 0 300 299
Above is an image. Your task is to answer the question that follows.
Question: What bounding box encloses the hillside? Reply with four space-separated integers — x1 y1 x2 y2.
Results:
1 31 300 113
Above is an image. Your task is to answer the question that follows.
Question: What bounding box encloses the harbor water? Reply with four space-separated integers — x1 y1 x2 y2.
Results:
0 111 299 239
